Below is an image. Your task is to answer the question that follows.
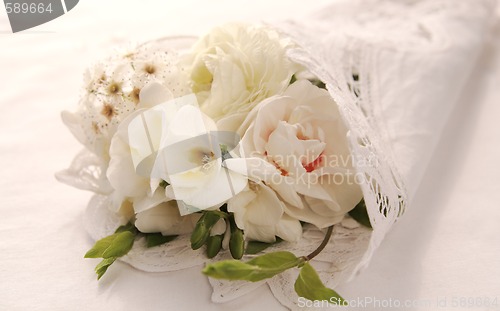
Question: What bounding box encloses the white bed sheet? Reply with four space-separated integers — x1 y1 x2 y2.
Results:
0 1 499 310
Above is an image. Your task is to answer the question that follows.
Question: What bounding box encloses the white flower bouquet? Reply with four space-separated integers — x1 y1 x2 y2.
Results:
57 0 496 309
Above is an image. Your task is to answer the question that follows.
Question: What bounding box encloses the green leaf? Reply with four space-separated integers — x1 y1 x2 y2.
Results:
203 251 303 282
145 233 177 248
101 231 135 258
95 257 116 280
294 262 346 304
84 234 119 258
348 199 372 228
85 223 139 281
84 231 135 259
245 238 283 255
115 222 137 234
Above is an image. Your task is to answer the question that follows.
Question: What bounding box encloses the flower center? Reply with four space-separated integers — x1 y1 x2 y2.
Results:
144 64 156 74
188 148 216 172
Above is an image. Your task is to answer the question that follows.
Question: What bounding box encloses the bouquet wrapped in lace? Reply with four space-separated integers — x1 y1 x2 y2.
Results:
57 0 497 309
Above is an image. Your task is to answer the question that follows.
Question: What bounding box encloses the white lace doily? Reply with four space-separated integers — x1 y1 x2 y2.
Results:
84 193 371 310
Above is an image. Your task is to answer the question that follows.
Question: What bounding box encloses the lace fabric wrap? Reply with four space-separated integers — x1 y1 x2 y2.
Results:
59 0 497 310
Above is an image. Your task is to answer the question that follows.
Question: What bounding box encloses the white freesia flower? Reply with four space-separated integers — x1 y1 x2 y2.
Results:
107 83 175 211
107 83 248 233
239 80 363 228
188 23 297 127
148 102 248 213
106 83 180 233
228 181 302 243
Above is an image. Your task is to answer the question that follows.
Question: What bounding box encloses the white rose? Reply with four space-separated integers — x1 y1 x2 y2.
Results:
239 80 363 228
188 23 297 128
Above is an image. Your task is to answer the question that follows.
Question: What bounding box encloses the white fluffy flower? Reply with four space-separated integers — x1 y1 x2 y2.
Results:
62 44 190 161
188 23 297 128
239 80 363 228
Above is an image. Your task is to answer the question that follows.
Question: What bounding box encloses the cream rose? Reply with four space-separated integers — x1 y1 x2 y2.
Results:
188 23 297 128
239 80 363 228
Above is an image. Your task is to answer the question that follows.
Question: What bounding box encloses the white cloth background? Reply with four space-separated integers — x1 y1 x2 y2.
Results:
0 1 499 310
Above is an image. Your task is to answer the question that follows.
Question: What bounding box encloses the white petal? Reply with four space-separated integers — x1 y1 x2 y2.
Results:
227 189 256 230
133 187 169 213
284 199 344 229
244 184 284 227
127 108 164 176
275 214 303 242
304 195 341 216
135 201 182 233
61 111 87 147
138 82 173 108
268 179 304 208
244 224 276 243
295 181 332 201
107 129 149 198
149 178 162 195
136 205 197 237
171 167 247 210
319 173 363 214
164 103 215 143
225 157 279 182
284 79 328 104
252 97 296 149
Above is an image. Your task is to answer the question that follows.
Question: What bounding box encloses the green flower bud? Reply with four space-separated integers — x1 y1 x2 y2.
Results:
190 222 209 250
229 228 244 259
206 234 224 258
191 212 222 250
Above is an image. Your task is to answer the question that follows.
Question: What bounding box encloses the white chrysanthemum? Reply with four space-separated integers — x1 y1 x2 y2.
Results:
188 23 298 129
